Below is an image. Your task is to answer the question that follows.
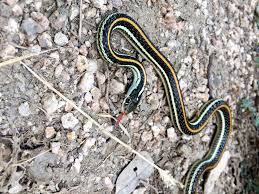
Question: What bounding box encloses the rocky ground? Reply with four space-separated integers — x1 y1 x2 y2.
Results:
0 0 258 194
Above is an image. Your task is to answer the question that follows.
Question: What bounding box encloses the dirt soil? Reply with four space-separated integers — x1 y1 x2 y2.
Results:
0 0 258 194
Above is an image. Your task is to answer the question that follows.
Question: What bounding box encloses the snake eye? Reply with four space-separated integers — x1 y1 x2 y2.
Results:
124 97 132 105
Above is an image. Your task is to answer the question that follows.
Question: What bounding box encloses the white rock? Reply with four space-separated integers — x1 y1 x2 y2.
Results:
167 127 178 142
8 183 23 194
141 131 153 142
110 79 125 94
42 94 59 115
73 158 81 173
67 131 76 141
76 55 88 72
54 32 68 46
96 71 106 85
84 92 93 103
204 151 231 194
18 102 31 117
201 134 210 142
0 44 16 59
151 125 161 137
179 79 188 91
12 4 23 16
83 120 93 132
45 127 56 138
81 138 96 155
70 6 79 20
55 64 64 77
104 177 114 190
79 72 95 93
61 113 79 129
133 187 146 194
91 87 102 101
92 0 107 8
6 18 19 33
51 142 60 154
38 32 52 48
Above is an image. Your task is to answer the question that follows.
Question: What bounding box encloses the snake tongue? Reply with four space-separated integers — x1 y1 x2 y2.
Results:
115 112 126 128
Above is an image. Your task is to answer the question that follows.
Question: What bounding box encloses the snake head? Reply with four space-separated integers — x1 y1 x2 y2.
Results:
122 95 141 114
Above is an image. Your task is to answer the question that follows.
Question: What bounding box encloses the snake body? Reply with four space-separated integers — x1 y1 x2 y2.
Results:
97 12 232 194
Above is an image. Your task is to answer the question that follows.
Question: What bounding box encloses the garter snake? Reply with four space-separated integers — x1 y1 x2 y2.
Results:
96 12 232 194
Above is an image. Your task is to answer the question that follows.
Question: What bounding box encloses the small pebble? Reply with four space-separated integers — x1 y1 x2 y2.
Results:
91 87 102 101
167 127 178 142
18 102 31 117
54 32 69 46
76 55 88 72
38 32 52 48
42 94 59 115
104 177 114 190
92 0 107 8
81 138 96 155
6 18 19 34
70 6 79 20
45 127 56 139
12 4 23 16
96 71 106 85
67 131 76 141
151 125 161 137
110 79 125 94
201 134 211 142
84 92 93 103
83 120 93 132
61 113 79 129
55 64 64 77
73 158 81 173
21 18 42 36
79 73 95 93
0 44 16 59
133 187 147 194
51 142 60 154
141 130 153 142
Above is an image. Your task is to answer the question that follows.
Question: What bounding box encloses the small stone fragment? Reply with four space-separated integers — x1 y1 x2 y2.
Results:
0 44 16 59
70 6 79 20
133 187 146 194
18 102 31 117
73 158 81 173
141 130 153 142
104 177 114 190
51 142 60 154
110 79 125 94
76 55 88 72
21 18 42 36
81 138 96 155
54 32 68 46
61 113 79 129
151 125 161 137
92 0 107 8
6 18 19 34
12 4 23 16
84 92 93 103
42 94 59 115
79 73 95 93
201 134 210 142
167 127 178 142
67 131 76 141
38 32 52 48
83 120 93 132
96 71 106 85
91 87 102 101
45 127 55 139
54 64 63 77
